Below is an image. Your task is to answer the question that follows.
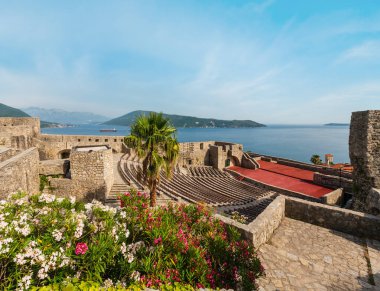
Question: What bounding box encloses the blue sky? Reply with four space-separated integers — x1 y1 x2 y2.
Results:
0 0 379 124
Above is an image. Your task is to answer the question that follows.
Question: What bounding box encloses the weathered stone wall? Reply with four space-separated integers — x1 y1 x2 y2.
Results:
215 195 285 248
313 172 353 193
39 159 69 176
0 147 39 198
320 188 343 205
285 197 380 240
349 110 380 213
35 134 125 160
178 141 244 169
241 152 259 169
0 147 19 162
0 117 40 150
178 141 213 166
209 145 223 169
49 146 114 202
71 146 114 198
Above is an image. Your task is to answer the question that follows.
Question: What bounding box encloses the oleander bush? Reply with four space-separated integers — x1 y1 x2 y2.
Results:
0 190 263 290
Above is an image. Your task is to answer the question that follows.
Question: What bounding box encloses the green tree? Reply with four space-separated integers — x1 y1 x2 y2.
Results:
124 112 179 207
310 154 322 165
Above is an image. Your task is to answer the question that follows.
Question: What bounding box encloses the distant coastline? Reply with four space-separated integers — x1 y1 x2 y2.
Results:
104 110 266 128
324 123 349 126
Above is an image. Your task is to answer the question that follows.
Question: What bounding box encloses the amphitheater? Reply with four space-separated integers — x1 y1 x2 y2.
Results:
0 110 380 290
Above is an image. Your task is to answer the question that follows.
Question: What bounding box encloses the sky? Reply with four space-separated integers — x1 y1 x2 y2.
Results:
0 0 379 124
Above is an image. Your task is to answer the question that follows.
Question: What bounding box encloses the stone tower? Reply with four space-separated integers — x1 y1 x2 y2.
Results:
349 110 380 214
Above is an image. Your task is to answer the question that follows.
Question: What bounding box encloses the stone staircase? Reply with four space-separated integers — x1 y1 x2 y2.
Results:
105 183 131 208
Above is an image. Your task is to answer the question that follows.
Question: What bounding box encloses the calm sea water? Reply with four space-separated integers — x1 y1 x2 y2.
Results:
42 124 350 163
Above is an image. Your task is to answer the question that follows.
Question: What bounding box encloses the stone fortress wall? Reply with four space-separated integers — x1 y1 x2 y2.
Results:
49 145 114 201
178 141 244 170
0 147 39 198
0 117 40 149
35 134 125 160
350 110 380 214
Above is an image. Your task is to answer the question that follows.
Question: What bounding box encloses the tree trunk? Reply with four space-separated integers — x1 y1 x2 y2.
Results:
150 178 157 207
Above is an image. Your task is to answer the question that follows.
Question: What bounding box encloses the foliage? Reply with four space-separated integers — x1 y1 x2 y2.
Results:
230 211 248 224
31 280 196 290
124 112 179 206
310 154 322 165
39 175 63 192
39 175 49 192
0 190 263 290
118 189 263 290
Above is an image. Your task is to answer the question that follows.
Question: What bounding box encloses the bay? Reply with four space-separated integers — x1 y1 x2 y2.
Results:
41 124 350 163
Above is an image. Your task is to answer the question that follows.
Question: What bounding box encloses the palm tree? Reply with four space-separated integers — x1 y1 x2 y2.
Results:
310 154 322 165
124 112 179 207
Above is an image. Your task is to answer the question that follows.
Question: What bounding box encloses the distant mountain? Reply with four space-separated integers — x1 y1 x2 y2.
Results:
324 123 349 126
0 103 30 117
23 107 110 124
104 110 266 128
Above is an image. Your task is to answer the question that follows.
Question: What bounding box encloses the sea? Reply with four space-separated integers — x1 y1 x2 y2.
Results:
41 124 350 164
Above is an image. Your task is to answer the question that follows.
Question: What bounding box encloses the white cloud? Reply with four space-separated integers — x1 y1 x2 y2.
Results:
245 0 276 13
337 40 380 63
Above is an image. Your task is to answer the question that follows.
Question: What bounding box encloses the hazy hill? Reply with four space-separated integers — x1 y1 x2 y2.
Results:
104 110 265 128
0 103 30 117
0 103 62 128
23 107 110 124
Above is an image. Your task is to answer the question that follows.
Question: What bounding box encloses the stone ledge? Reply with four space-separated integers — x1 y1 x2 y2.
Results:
215 195 285 248
320 187 343 205
285 196 380 240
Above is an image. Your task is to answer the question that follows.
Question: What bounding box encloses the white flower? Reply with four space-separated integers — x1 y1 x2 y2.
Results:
14 197 28 206
14 253 27 265
120 242 127 256
39 193 56 203
57 197 65 203
52 229 64 241
70 196 76 204
0 238 12 255
17 273 32 291
120 211 127 219
127 253 134 263
38 268 48 280
73 213 86 238
103 278 114 288
130 270 140 281
0 221 8 230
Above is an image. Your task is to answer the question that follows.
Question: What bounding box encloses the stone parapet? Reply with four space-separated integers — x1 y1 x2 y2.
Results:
215 195 285 248
39 159 69 176
0 147 39 198
285 196 380 240
313 172 353 193
35 134 125 160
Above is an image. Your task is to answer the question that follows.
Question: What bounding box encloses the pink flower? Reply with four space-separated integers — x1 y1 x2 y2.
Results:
75 242 88 255
154 237 162 245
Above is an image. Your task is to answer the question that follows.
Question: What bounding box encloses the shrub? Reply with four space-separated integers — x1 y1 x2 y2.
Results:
0 190 263 290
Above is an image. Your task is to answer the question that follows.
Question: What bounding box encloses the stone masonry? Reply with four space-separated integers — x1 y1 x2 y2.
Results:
349 110 380 214
0 147 39 198
0 117 40 150
49 145 114 202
